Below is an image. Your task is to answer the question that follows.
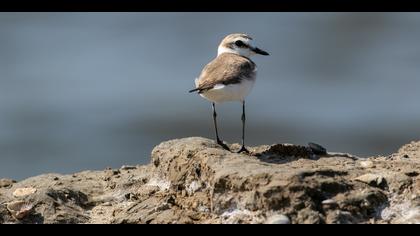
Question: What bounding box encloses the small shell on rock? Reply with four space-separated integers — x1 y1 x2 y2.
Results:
12 187 37 198
121 165 137 170
322 199 336 205
6 201 34 219
264 214 290 224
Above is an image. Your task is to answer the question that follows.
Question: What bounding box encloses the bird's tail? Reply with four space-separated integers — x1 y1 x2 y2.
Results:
189 78 201 93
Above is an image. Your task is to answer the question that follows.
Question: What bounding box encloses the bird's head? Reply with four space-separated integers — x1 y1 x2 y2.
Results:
217 33 269 58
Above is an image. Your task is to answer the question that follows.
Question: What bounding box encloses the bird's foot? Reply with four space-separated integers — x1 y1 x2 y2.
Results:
237 146 250 154
216 139 231 151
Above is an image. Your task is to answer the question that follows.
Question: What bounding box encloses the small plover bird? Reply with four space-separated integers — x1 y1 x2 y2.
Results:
189 33 269 153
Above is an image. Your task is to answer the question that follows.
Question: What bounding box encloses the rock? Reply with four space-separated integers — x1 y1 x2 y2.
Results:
308 142 327 155
355 174 386 188
296 209 324 224
415 178 420 194
0 137 419 224
265 214 290 224
386 173 413 193
326 210 358 224
397 141 420 160
12 187 37 198
0 179 16 188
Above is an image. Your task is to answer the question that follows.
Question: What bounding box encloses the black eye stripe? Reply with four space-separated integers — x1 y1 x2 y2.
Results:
235 40 246 47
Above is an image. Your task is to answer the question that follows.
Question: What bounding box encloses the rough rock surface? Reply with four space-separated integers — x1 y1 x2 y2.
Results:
1 137 419 224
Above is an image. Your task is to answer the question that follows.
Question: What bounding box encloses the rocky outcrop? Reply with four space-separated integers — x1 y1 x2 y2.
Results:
0 137 419 224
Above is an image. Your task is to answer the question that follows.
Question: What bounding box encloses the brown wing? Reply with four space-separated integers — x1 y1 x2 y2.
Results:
192 54 256 93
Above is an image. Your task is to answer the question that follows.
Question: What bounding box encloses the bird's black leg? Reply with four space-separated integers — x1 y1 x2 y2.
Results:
238 101 249 153
212 103 230 151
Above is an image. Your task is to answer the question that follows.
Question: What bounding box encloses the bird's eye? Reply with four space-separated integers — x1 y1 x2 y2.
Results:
235 40 245 47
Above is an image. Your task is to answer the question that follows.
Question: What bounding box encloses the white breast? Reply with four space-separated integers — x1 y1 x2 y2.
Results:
199 78 256 104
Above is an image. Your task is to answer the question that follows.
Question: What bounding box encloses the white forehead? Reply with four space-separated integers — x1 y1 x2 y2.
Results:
234 35 251 40
237 37 252 44
220 34 252 44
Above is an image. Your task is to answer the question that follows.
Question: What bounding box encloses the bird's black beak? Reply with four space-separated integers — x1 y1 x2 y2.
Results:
253 47 269 56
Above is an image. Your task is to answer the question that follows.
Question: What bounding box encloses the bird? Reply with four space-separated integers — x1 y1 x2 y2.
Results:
189 33 269 153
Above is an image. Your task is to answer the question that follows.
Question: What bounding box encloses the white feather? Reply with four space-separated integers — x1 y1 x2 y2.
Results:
199 78 255 104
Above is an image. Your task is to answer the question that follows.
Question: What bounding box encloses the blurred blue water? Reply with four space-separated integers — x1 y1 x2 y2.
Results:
1 13 420 179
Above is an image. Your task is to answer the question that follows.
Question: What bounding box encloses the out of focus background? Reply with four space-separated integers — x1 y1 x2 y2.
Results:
1 13 420 179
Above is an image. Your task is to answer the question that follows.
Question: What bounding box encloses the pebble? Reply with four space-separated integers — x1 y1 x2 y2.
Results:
102 202 112 206
197 205 210 213
265 214 291 224
360 160 375 168
12 187 37 198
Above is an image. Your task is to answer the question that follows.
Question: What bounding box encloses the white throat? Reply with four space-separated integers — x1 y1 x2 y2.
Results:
217 45 254 58
217 46 238 56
